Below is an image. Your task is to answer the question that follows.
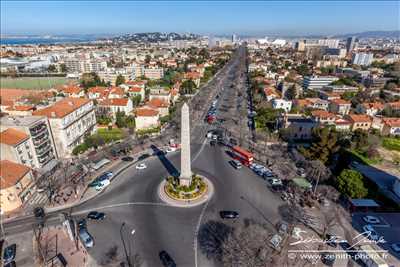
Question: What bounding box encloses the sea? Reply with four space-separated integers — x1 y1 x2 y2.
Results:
1 37 98 45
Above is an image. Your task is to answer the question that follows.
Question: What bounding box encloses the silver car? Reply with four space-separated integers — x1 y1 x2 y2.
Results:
79 228 94 248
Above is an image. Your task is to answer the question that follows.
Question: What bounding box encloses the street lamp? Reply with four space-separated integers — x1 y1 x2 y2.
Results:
120 222 135 267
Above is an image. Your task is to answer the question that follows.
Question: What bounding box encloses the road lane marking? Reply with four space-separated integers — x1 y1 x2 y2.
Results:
194 199 210 267
71 202 172 216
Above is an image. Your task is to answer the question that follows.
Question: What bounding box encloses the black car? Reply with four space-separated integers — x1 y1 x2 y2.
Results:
159 251 176 267
4 261 16 267
138 154 150 161
229 138 238 146
210 140 216 146
3 244 16 263
321 252 335 266
121 156 134 162
326 234 338 248
78 218 87 229
87 211 106 221
34 207 45 218
220 210 239 219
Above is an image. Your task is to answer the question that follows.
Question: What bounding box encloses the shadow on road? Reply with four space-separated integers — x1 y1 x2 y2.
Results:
150 145 180 178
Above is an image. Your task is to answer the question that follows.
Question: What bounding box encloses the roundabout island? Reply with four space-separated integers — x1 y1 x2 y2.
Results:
158 102 214 207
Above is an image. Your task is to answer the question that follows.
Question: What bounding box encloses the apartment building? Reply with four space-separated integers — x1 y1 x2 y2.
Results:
97 98 133 117
303 76 339 90
352 53 374 66
143 66 164 80
65 58 107 73
0 160 36 213
0 116 58 170
272 99 292 112
33 98 97 158
135 108 160 130
346 114 372 131
329 99 351 115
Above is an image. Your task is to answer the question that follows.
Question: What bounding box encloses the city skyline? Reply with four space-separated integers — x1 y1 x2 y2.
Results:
1 1 399 35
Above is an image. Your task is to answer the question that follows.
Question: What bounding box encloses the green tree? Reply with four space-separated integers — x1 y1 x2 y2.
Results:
47 64 57 72
336 169 368 198
115 74 125 86
180 80 197 95
300 127 340 164
131 95 142 107
115 111 127 128
286 84 297 100
80 72 107 89
60 63 67 73
351 129 369 151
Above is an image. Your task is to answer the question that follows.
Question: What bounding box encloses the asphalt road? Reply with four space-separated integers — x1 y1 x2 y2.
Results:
70 141 284 267
2 46 285 267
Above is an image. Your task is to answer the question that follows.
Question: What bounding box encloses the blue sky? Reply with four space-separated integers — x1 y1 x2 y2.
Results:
1 1 399 36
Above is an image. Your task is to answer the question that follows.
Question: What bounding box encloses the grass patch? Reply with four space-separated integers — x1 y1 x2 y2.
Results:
0 77 68 89
382 138 400 152
347 149 382 165
97 128 124 142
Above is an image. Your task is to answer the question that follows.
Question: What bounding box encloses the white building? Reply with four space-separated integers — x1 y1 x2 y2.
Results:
303 76 339 90
135 108 160 130
98 98 134 117
318 39 339 48
272 99 292 112
0 116 58 170
33 98 97 158
352 53 374 66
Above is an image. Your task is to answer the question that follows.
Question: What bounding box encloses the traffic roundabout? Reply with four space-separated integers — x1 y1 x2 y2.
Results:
158 175 214 207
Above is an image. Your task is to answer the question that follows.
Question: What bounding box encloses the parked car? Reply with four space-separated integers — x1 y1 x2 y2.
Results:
121 156 134 162
326 234 338 248
220 210 239 219
363 216 380 224
210 140 216 146
3 244 16 264
79 228 94 248
138 154 150 161
321 252 335 266
269 178 283 186
34 207 45 218
229 138 238 146
78 218 87 229
166 147 177 153
159 251 176 267
136 163 147 170
391 243 400 253
362 225 379 241
95 179 110 191
229 160 242 169
4 261 16 267
87 211 106 221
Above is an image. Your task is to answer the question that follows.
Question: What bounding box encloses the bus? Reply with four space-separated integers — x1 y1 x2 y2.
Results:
231 146 254 166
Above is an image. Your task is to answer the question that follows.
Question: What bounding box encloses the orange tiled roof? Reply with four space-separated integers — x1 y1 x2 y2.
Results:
311 110 336 119
128 87 143 93
330 99 351 105
109 87 124 96
99 98 129 106
362 102 384 110
62 85 82 94
388 101 400 109
147 98 169 108
6 105 35 111
382 118 400 127
335 118 351 125
347 114 372 123
33 98 91 118
0 160 31 189
0 128 29 146
136 108 158 117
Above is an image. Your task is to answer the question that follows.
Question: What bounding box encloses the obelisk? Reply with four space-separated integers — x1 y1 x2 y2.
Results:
179 102 192 186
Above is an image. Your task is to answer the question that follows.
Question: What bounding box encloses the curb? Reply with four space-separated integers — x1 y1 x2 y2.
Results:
158 176 214 208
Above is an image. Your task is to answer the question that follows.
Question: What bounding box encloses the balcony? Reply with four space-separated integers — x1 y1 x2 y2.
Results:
33 135 49 146
31 130 48 140
30 124 47 137
36 144 52 156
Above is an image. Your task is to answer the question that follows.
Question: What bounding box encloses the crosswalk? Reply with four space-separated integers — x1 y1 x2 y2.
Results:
25 192 49 209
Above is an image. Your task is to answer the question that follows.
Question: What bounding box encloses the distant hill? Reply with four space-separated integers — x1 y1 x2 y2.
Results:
334 30 400 39
110 32 200 43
